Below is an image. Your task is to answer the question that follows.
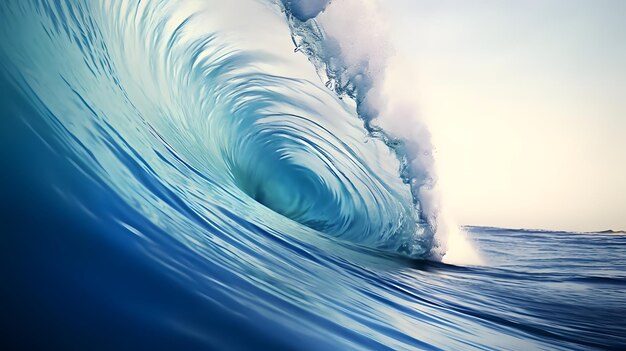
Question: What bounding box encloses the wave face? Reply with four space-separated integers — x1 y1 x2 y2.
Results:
1 1 625 350
0 0 433 257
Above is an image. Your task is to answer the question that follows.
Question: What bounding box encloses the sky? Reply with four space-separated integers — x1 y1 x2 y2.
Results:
383 0 626 231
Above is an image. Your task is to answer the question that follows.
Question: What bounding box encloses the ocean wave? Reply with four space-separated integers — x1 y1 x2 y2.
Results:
0 0 439 258
2 1 624 350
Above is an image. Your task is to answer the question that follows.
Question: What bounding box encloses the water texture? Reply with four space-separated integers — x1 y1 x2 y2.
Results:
0 1 624 350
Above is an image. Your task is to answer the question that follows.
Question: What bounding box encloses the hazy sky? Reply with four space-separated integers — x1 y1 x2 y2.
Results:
385 0 626 231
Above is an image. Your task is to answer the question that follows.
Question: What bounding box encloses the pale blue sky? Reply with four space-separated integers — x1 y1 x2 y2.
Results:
385 0 626 231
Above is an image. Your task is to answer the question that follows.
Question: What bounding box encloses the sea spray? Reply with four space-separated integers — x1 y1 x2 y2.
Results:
281 0 481 263
284 0 478 263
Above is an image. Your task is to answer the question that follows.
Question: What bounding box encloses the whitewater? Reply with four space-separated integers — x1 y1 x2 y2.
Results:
0 0 624 350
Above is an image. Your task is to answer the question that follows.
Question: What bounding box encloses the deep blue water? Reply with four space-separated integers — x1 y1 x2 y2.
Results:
1 1 625 350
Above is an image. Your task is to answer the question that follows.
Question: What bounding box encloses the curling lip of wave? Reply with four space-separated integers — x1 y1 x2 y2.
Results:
281 0 449 259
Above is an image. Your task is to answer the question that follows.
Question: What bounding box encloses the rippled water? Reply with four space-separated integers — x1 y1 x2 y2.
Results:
1 0 625 350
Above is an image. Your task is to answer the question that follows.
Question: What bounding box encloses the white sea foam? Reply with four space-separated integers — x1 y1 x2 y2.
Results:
288 0 482 264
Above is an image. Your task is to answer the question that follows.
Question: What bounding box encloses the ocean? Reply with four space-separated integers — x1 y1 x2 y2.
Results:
1 0 625 350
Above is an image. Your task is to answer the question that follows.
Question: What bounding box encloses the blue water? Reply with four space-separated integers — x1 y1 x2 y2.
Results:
1 1 625 350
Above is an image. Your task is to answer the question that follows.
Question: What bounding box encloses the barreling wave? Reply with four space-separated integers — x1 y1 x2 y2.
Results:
3 1 626 350
0 0 439 258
